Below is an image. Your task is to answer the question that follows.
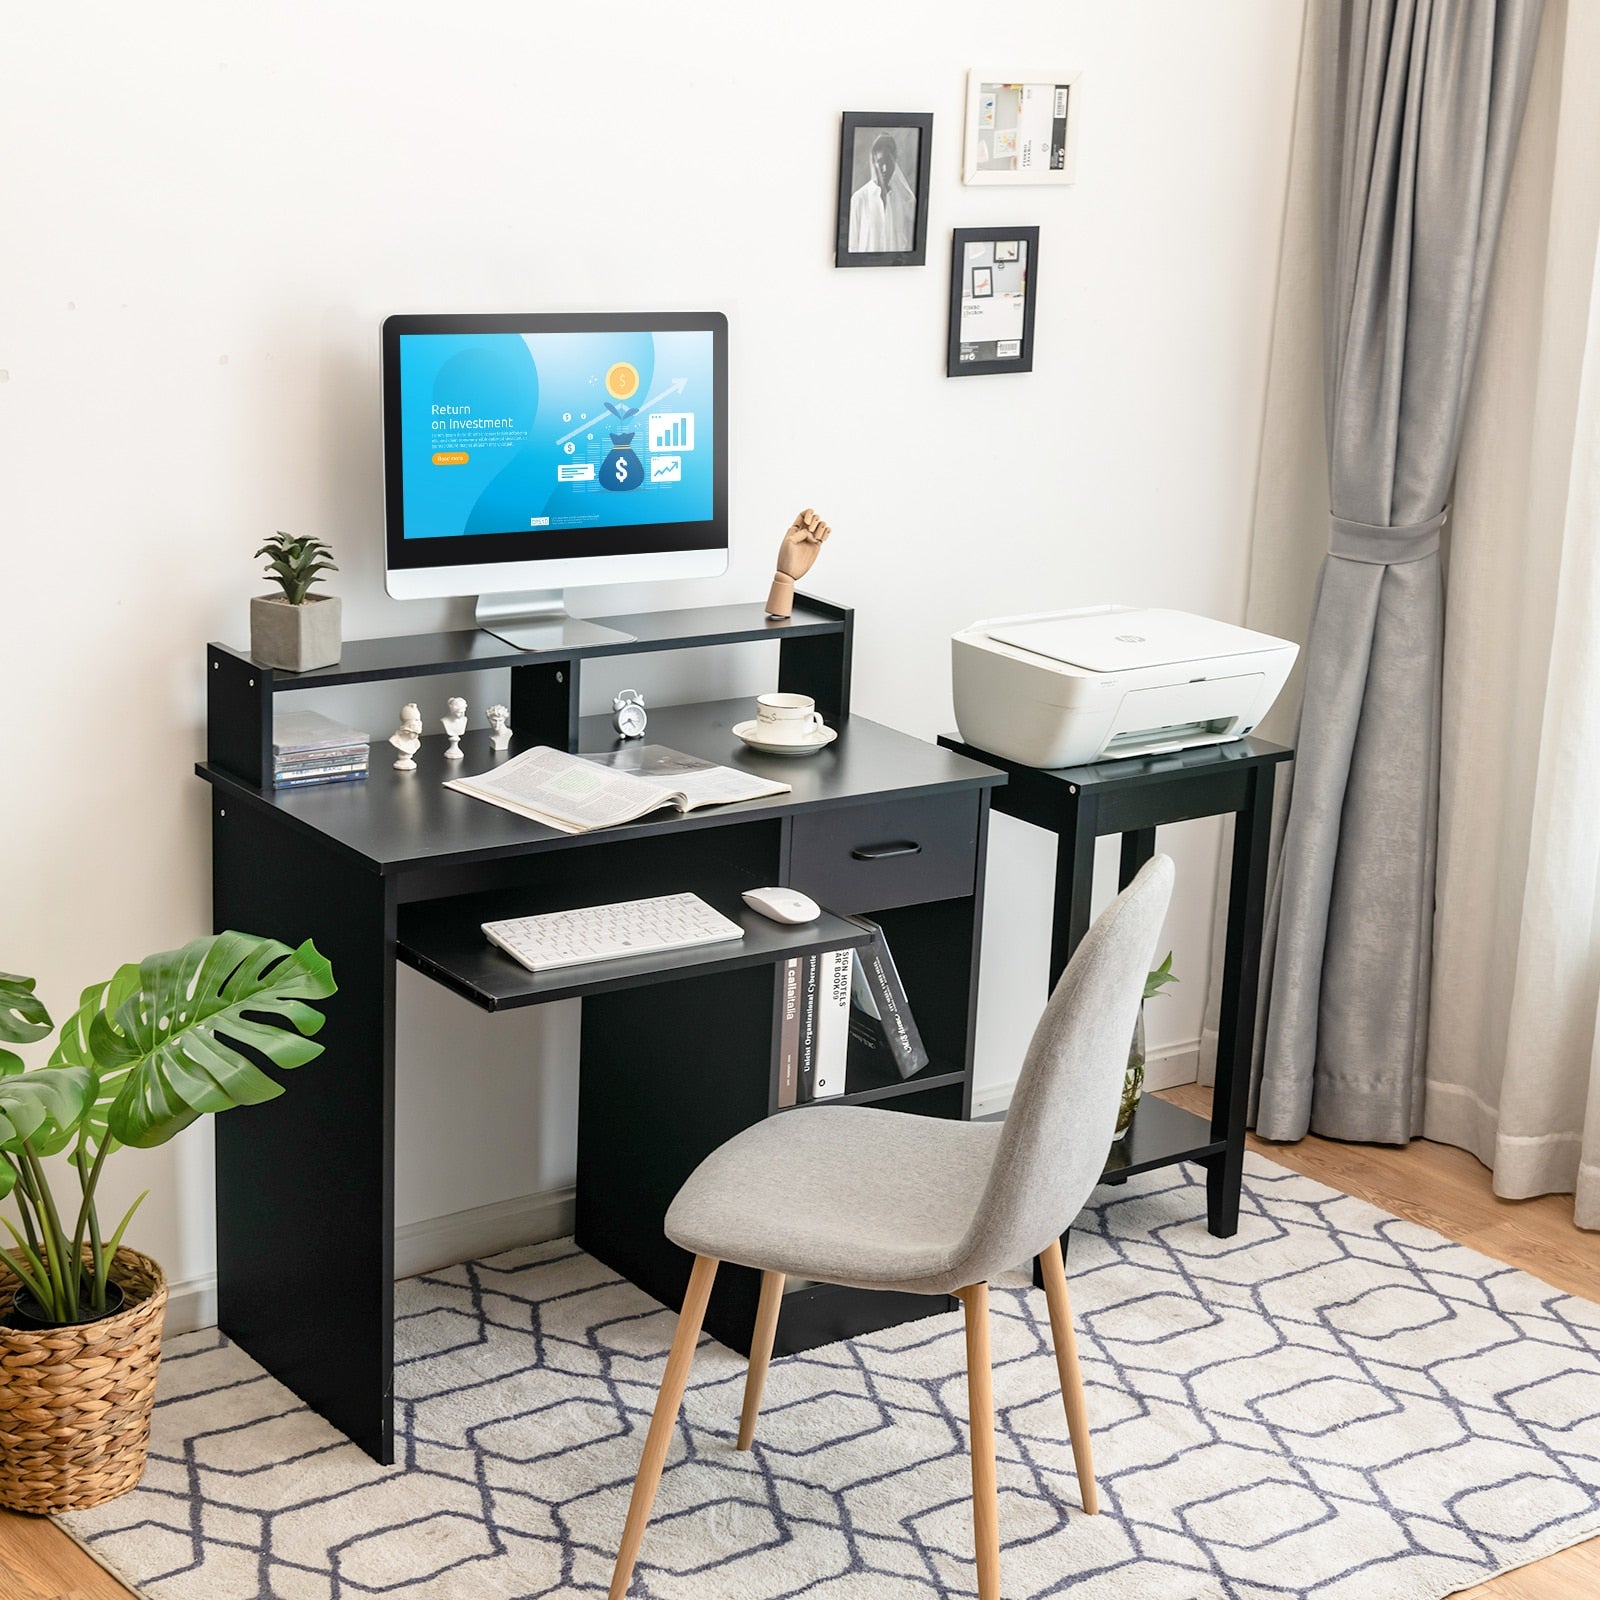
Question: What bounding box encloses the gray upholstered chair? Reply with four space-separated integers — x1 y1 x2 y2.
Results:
608 855 1174 1600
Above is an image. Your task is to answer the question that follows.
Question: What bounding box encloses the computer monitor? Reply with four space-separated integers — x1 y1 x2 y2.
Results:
381 311 728 649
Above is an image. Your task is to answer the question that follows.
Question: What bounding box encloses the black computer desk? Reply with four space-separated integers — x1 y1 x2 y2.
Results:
198 602 1003 1463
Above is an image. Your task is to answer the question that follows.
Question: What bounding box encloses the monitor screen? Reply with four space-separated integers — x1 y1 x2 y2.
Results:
381 312 728 586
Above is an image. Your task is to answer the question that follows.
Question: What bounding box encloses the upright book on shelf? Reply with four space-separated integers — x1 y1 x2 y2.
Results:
777 957 801 1108
809 948 851 1100
847 918 929 1080
796 953 821 1103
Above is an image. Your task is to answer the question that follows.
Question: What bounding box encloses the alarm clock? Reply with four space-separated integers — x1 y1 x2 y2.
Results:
612 689 647 739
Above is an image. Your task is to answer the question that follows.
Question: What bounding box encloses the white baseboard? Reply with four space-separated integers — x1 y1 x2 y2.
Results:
394 1186 576 1280
970 1038 1201 1121
163 1276 217 1337
160 1186 578 1338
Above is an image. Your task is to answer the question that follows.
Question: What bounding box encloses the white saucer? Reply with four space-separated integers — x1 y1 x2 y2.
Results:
733 720 838 757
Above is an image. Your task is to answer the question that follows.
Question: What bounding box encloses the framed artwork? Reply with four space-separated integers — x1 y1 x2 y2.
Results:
947 226 1039 377
835 111 934 267
962 71 1079 185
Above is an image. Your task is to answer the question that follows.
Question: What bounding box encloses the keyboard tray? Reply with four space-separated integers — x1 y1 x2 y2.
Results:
398 898 871 1011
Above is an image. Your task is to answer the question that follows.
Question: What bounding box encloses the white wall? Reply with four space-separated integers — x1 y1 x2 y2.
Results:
0 2 1303 1319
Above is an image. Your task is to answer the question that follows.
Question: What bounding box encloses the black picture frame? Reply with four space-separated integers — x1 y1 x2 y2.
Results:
971 267 993 298
947 226 1039 376
835 112 933 268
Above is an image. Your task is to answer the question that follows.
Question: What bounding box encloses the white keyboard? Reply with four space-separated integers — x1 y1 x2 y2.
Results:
483 892 745 974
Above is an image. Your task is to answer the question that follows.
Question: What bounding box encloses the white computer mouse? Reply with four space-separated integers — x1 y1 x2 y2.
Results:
741 886 821 925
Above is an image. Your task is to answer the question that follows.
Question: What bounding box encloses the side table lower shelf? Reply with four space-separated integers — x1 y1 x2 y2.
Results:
981 1094 1225 1189
1102 1095 1226 1184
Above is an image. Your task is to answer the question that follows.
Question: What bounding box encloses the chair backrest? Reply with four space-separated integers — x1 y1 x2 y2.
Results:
954 854 1174 1284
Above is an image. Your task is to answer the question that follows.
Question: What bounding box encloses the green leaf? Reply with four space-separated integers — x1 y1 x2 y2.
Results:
0 972 52 1045
257 533 336 603
1143 950 1179 1001
0 1067 94 1155
55 933 335 1151
46 978 108 1070
0 1049 23 1079
0 1217 55 1310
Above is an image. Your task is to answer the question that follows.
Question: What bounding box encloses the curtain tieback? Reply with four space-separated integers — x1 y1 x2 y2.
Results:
1324 512 1452 569
1328 507 1448 564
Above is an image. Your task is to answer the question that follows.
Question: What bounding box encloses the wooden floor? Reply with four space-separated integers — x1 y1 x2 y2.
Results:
1 1089 1595 1600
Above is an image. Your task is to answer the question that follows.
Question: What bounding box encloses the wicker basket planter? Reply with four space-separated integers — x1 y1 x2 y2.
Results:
0 1247 167 1514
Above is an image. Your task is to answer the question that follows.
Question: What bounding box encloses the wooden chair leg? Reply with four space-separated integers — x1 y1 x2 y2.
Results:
959 1283 1002 1600
1038 1236 1098 1514
737 1270 785 1450
608 1255 719 1600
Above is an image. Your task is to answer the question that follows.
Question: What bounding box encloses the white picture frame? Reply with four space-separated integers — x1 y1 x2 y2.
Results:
961 70 1080 186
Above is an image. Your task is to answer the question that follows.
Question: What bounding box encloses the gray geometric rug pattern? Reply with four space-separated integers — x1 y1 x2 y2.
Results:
61 1154 1600 1599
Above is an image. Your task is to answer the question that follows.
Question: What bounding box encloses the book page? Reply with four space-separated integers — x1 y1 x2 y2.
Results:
583 745 790 811
446 747 675 832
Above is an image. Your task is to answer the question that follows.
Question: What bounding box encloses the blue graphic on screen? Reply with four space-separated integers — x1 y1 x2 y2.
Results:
397 330 714 538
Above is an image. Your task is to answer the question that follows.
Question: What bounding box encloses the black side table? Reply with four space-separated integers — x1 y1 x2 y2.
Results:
938 734 1291 1237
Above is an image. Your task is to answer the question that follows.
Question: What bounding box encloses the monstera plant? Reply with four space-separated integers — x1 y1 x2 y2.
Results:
0 932 335 1324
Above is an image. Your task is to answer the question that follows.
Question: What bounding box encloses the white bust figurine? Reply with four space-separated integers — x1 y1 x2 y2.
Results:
389 703 423 772
486 703 513 751
441 696 468 761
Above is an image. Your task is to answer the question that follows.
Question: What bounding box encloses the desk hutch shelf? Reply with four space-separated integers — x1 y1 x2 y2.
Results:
207 595 853 789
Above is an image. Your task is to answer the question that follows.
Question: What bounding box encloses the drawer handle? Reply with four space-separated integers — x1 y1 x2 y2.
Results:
851 840 923 861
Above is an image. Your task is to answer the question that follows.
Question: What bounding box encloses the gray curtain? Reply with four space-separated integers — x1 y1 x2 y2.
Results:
1256 0 1544 1143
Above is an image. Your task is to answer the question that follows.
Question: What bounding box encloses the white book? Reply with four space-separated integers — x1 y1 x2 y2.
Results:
809 947 853 1100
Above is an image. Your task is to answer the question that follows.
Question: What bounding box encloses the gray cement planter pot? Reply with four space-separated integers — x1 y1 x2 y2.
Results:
249 594 342 672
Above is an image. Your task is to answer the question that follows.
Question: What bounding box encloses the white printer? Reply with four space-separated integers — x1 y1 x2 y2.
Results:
952 606 1298 769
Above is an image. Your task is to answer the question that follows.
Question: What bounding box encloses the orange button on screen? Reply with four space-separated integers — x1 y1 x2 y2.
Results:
432 451 470 466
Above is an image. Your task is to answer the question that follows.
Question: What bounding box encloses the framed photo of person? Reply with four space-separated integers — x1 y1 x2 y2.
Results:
835 112 934 268
962 71 1079 185
947 226 1039 377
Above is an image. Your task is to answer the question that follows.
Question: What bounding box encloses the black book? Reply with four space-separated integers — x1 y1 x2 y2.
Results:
796 952 822 1102
848 920 929 1080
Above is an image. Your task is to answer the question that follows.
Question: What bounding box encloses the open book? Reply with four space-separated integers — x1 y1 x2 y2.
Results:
444 744 791 834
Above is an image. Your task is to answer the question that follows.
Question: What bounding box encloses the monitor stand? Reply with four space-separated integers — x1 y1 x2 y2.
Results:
476 591 637 652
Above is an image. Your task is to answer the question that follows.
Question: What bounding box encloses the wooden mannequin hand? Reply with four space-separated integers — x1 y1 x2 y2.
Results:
766 508 832 617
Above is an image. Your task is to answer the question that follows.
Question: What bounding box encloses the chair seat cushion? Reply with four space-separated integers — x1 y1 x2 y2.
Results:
665 1105 1004 1296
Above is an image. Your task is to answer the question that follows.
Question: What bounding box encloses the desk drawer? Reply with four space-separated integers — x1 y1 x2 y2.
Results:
789 792 979 914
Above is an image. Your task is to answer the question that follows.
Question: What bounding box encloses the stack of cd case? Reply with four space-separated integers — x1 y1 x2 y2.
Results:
271 710 369 790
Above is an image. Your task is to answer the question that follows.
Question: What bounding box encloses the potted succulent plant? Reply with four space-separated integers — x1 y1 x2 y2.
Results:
250 530 341 671
1114 951 1177 1141
0 932 334 1512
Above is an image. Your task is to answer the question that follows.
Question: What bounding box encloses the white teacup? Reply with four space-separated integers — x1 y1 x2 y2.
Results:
755 692 825 743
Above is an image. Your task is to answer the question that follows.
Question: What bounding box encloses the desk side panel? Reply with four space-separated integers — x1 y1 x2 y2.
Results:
211 802 397 1464
576 967 774 1345
207 646 273 788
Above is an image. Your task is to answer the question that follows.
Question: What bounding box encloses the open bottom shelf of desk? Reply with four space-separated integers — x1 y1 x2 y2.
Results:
775 1059 968 1112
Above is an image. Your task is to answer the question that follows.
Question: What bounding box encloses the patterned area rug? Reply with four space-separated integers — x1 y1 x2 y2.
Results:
61 1154 1600 1599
